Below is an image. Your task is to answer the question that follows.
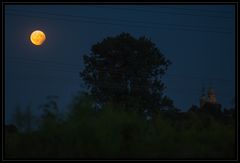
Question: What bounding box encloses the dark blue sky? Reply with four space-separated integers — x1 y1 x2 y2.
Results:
5 4 235 123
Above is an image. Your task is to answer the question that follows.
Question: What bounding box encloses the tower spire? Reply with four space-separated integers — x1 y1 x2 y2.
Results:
207 85 217 104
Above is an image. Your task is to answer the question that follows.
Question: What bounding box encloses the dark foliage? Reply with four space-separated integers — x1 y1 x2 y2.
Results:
80 33 172 114
5 94 235 159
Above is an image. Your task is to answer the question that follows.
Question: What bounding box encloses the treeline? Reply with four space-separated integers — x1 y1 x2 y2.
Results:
5 94 235 159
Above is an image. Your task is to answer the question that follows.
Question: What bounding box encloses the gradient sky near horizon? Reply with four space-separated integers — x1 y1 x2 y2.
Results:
4 4 236 123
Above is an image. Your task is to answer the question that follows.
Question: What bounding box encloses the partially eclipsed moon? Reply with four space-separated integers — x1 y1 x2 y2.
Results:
30 30 46 46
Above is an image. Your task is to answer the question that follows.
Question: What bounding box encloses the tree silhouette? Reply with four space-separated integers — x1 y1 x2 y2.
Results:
80 32 171 114
12 104 25 132
25 104 34 132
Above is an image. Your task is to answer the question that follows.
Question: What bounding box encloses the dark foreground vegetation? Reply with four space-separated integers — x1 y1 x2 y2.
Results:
5 94 235 159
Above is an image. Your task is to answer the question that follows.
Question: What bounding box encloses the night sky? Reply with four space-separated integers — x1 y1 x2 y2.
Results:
4 4 235 124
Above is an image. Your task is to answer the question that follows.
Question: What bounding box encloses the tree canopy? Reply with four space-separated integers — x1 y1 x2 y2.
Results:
80 32 172 114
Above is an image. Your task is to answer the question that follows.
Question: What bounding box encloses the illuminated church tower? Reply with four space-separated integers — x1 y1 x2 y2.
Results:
207 87 217 104
199 86 218 108
199 86 221 115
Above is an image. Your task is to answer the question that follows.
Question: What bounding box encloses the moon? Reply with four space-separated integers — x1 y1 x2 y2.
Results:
30 30 46 46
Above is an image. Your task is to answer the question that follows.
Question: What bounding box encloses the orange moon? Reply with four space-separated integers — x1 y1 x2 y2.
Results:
30 30 46 46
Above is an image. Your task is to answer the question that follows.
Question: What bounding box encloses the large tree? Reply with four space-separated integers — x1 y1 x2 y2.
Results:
80 33 172 114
